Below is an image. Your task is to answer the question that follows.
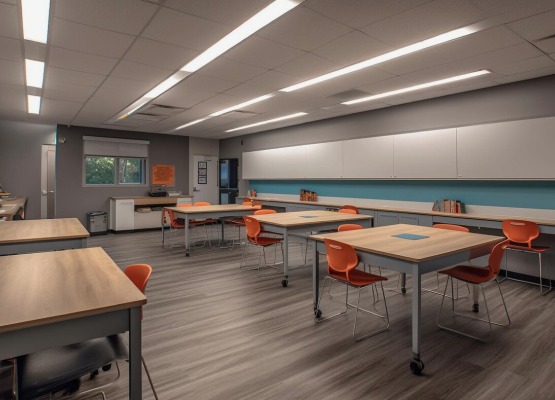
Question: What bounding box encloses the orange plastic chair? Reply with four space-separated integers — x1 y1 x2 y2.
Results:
254 209 276 215
437 241 511 341
241 216 283 274
338 209 357 214
501 220 551 295
194 202 211 206
343 205 359 213
338 224 363 232
315 239 390 341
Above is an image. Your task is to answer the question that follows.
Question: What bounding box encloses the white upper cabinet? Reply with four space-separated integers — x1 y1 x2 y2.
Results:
265 145 307 179
393 128 457 179
343 136 394 178
242 150 267 179
306 142 343 178
457 117 555 179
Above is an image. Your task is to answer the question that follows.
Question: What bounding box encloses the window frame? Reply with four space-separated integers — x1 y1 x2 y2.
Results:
83 156 149 187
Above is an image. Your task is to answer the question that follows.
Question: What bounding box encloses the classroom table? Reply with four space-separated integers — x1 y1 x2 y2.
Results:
0 218 89 255
165 204 257 256
0 197 27 221
0 247 146 399
309 224 504 374
252 210 372 287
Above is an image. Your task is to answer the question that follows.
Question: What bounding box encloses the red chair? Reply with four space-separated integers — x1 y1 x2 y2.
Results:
436 241 511 341
501 220 551 295
193 202 221 243
342 205 359 214
338 224 363 232
241 215 283 274
315 239 390 341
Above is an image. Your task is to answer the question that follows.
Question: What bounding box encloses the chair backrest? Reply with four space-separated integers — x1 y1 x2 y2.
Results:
166 209 183 228
324 239 359 275
242 201 252 206
177 203 193 208
254 209 276 215
338 208 357 215
125 264 152 320
502 219 539 248
12 214 24 220
488 240 509 276
338 224 363 232
243 216 261 239
342 205 359 214
194 202 211 206
433 223 469 233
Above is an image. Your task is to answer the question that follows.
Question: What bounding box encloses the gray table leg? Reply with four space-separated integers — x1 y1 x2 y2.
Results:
472 284 480 312
129 307 142 400
312 243 319 312
410 263 425 374
282 232 289 287
185 215 190 257
161 210 165 247
221 217 225 243
401 273 407 293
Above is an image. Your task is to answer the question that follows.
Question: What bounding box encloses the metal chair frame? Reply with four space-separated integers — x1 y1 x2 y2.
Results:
499 247 552 295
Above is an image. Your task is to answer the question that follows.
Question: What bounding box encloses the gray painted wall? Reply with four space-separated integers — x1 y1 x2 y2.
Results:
0 120 56 220
56 125 189 225
219 75 555 195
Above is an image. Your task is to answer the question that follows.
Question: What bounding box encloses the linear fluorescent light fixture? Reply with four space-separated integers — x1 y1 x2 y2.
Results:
209 94 274 117
25 59 45 88
342 70 490 105
182 0 303 73
27 95 41 114
175 118 209 130
281 27 479 93
21 0 51 43
225 112 307 132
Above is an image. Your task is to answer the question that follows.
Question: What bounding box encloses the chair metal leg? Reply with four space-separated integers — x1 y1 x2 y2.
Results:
422 271 471 300
315 276 349 322
142 356 159 400
539 252 552 296
353 282 390 342
499 248 552 295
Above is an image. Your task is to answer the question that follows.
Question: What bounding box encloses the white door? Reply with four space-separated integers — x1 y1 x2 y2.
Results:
41 145 56 218
193 155 218 204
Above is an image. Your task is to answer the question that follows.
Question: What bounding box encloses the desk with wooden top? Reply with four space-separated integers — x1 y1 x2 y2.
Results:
252 210 372 287
0 218 89 255
166 204 257 256
0 247 147 399
309 224 504 374
0 197 27 221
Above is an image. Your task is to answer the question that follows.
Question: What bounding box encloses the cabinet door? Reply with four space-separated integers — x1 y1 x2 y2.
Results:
399 214 419 226
115 200 134 231
394 129 457 178
457 117 555 179
343 136 394 178
306 142 342 178
377 212 398 226
242 151 267 179
265 146 307 179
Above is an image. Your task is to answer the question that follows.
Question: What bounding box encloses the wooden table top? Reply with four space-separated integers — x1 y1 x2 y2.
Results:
0 218 90 244
0 197 27 219
310 224 504 262
252 210 372 227
0 247 147 334
166 204 256 214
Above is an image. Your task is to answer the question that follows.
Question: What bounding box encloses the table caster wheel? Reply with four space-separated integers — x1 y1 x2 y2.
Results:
90 369 99 378
401 288 407 294
472 304 479 313
102 364 112 372
315 309 322 318
410 359 425 375
281 279 288 287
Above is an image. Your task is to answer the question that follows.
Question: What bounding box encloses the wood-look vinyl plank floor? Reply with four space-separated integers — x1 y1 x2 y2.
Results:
5 229 555 400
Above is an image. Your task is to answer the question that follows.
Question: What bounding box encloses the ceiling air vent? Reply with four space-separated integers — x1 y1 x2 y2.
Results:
325 89 371 102
221 110 259 119
128 113 166 122
138 104 187 116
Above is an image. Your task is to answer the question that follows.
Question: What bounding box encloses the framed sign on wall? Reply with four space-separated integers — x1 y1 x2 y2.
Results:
152 165 175 185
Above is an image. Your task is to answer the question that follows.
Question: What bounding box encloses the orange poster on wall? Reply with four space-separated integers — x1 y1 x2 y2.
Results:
152 165 175 185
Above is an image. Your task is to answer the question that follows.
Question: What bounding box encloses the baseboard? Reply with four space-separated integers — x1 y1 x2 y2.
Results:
505 270 555 287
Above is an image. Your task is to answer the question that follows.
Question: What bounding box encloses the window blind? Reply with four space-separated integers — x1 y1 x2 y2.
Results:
83 136 149 158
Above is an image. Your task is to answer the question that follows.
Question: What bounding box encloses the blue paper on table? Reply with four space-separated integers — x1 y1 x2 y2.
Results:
300 215 318 218
392 233 429 240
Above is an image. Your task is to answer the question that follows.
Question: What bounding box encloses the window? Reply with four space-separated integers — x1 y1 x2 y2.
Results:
83 136 149 186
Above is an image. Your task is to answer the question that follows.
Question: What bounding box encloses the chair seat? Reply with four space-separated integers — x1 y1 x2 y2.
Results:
259 230 283 237
439 265 495 284
329 269 387 287
248 236 282 246
505 243 549 253
17 335 128 400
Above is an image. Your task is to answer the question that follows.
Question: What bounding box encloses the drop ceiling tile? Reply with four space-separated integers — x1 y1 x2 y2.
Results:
112 118 150 128
239 93 337 114
0 37 21 62
40 98 83 124
0 59 23 86
361 0 489 47
55 0 157 35
164 0 271 26
124 38 198 70
43 82 97 103
222 83 273 99
0 3 19 39
51 18 135 58
274 53 342 80
492 55 555 76
45 67 105 88
197 58 267 83
76 95 133 121
224 35 305 69
258 7 352 51
304 0 432 29
111 60 173 85
244 70 302 91
0 108 27 122
493 66 555 84
95 76 151 100
312 31 394 66
437 79 498 96
357 76 417 94
49 47 118 75
0 83 25 112
508 9 555 53
179 74 238 93
156 86 218 109
471 0 555 17
141 7 230 51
